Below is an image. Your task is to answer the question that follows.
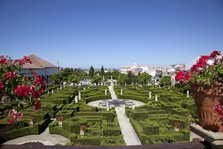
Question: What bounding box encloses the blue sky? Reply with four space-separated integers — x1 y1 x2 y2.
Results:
0 0 223 69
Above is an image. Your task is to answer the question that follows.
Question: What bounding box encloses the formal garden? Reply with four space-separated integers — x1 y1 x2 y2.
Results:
0 81 198 146
115 85 195 144
0 84 128 146
2 54 220 147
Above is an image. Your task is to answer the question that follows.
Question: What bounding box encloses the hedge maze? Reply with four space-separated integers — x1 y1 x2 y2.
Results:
115 85 196 144
0 84 197 146
47 86 125 146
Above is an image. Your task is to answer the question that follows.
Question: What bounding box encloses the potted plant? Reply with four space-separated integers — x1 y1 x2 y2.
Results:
175 50 223 132
56 115 64 127
173 121 181 132
80 124 87 136
30 115 34 126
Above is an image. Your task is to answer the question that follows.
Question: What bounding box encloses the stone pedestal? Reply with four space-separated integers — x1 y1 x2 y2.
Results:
58 121 63 127
174 127 180 132
190 123 223 149
29 120 34 126
80 130 85 136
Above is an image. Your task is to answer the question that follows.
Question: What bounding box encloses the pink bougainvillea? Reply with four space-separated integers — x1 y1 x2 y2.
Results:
0 55 45 124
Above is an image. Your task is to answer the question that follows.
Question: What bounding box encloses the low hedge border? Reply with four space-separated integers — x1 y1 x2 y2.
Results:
0 117 50 143
118 95 147 103
49 123 76 142
74 136 101 146
84 95 111 103
102 127 121 136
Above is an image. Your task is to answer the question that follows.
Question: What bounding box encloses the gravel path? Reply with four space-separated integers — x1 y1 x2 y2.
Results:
108 84 142 146
3 127 70 145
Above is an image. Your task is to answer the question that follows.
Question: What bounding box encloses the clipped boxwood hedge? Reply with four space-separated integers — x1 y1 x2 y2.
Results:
101 136 125 146
49 123 76 142
56 110 74 120
102 127 121 136
84 95 111 103
129 110 148 121
74 136 101 146
142 121 159 135
118 95 147 103
0 117 50 143
129 118 147 144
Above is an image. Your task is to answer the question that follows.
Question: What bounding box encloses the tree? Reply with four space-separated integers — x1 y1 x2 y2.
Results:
160 76 171 87
61 68 73 81
50 73 63 85
127 71 136 85
100 65 105 76
111 69 121 79
89 66 94 78
104 71 112 79
68 74 80 84
137 72 152 86
117 74 128 85
91 75 102 85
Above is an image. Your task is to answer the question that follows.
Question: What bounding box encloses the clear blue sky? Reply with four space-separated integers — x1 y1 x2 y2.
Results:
0 0 223 69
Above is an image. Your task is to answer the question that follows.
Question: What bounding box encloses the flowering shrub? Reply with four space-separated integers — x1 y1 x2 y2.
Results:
8 108 23 124
0 55 45 124
175 50 223 85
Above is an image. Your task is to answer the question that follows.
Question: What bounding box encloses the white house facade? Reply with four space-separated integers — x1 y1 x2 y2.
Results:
20 54 59 83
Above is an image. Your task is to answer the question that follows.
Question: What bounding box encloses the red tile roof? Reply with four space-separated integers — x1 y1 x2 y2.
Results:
23 54 57 69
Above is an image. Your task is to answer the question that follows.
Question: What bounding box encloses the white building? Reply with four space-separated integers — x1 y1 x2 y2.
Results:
120 64 149 74
20 54 59 83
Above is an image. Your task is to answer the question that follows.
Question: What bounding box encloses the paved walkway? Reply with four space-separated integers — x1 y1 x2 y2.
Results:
108 84 142 146
3 127 70 145
108 84 118 99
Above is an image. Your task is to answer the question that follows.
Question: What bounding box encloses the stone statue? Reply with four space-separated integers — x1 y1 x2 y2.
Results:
149 91 152 99
187 90 189 98
155 94 158 102
78 92 81 100
75 96 78 103
105 89 107 95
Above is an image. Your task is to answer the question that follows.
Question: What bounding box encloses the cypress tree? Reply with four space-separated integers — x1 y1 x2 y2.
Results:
100 65 105 76
89 66 94 78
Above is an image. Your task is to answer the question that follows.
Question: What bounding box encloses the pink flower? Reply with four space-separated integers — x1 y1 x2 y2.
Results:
0 55 7 64
7 110 23 124
8 119 14 124
34 98 41 112
196 56 209 69
32 71 38 76
15 56 32 65
214 103 222 115
0 82 4 90
185 72 191 80
34 77 46 94
1 54 46 123
175 71 191 83
21 56 32 64
17 112 23 121
175 50 223 85
14 85 32 97
210 50 220 58
4 72 17 79
175 71 185 82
